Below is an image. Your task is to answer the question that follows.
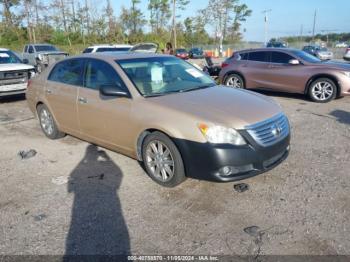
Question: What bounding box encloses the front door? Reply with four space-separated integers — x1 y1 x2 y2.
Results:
77 58 133 152
266 51 306 93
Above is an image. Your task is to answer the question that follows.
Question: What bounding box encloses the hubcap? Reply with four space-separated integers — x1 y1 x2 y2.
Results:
226 76 242 88
311 81 334 101
145 140 175 182
40 108 54 135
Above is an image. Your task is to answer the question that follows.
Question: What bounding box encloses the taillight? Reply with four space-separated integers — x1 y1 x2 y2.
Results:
221 62 229 68
347 48 350 52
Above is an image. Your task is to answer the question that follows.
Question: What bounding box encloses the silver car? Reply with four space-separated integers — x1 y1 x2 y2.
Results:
303 45 333 60
344 46 350 61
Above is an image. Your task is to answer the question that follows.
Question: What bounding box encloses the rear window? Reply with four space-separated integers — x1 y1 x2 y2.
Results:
48 59 84 86
35 45 58 52
248 51 269 62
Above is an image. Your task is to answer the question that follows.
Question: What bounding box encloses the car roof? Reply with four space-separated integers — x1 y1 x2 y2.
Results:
87 44 133 49
237 48 301 53
74 52 173 61
0 48 9 51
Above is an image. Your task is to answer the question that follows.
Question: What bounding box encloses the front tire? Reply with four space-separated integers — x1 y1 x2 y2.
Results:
142 132 186 187
37 104 65 139
308 78 337 103
224 73 245 89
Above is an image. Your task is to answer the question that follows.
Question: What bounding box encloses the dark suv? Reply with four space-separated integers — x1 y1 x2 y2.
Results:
219 48 350 103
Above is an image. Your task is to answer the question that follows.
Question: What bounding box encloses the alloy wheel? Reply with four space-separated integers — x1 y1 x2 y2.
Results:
311 81 334 101
226 76 243 88
40 108 54 136
145 140 175 182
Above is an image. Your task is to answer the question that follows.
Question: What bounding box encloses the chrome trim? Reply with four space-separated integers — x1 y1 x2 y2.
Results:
245 113 290 147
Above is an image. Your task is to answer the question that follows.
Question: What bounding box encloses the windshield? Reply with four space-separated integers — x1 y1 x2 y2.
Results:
0 51 22 64
35 45 58 52
117 57 215 97
291 50 321 63
176 49 187 53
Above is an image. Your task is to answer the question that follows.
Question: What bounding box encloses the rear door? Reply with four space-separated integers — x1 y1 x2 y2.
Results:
265 51 306 92
45 58 84 134
244 51 271 88
77 58 133 152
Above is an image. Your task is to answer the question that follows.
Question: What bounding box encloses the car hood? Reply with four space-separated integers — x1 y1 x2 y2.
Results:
0 63 34 71
37 51 68 55
147 86 282 129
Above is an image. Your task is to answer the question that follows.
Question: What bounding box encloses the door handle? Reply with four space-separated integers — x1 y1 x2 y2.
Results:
78 97 88 104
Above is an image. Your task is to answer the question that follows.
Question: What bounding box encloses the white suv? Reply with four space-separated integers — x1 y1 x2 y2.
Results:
0 48 35 97
82 44 133 53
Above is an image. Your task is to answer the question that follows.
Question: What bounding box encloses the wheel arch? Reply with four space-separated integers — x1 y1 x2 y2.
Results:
305 74 340 97
136 128 177 161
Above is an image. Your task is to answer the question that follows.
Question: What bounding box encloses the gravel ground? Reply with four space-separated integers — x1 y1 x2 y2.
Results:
0 90 349 256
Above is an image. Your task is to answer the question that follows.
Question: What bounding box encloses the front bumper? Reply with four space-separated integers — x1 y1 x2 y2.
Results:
0 83 27 97
174 133 290 182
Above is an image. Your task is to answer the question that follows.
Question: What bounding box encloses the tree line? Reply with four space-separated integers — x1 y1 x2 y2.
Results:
0 0 252 51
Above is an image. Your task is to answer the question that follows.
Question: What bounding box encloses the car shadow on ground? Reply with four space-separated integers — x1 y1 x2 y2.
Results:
0 94 26 103
330 110 350 125
64 144 130 257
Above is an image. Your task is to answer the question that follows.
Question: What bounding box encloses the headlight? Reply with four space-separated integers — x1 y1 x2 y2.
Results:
342 71 350 78
29 70 36 78
38 54 43 60
198 124 246 145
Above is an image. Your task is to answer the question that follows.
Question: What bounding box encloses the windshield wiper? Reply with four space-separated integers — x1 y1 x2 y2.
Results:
181 84 215 93
144 84 215 97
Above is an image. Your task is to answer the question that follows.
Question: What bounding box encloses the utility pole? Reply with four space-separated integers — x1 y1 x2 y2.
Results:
172 0 176 49
299 24 303 45
262 9 272 46
312 9 317 42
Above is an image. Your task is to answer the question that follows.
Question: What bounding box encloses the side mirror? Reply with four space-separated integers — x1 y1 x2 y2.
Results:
289 59 300 65
22 58 29 64
100 84 129 97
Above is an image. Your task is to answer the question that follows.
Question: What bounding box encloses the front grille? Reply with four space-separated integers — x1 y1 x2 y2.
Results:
246 113 290 147
0 70 28 86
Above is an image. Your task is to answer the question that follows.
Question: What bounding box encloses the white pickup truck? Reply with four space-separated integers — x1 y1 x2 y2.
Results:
0 48 35 97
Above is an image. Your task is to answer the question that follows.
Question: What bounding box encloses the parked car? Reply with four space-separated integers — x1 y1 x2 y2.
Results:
267 41 287 48
0 48 35 97
175 49 189 59
344 46 350 61
335 42 348 48
302 45 333 60
189 47 204 59
27 53 290 187
82 44 133 53
22 44 69 73
220 48 350 103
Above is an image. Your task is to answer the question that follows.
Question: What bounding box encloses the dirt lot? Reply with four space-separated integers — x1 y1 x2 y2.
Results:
0 90 350 256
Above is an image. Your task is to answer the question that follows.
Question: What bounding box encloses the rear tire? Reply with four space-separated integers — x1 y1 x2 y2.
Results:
308 78 337 103
224 73 245 89
37 104 65 139
142 132 186 187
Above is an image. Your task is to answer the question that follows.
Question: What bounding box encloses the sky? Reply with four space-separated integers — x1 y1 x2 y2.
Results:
111 0 350 42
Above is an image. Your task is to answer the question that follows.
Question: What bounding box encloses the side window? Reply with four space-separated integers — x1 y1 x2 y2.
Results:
28 46 34 54
48 59 84 86
271 52 294 64
24 46 28 53
239 53 248 60
84 59 126 91
83 48 93 53
248 51 268 62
